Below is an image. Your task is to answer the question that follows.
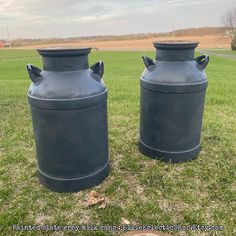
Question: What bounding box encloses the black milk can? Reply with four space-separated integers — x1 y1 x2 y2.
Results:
27 48 109 192
139 41 209 163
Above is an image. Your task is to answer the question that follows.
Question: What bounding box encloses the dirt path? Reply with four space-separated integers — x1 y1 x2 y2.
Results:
197 49 236 60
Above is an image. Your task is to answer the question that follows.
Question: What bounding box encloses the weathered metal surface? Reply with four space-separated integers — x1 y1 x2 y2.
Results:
27 48 109 192
139 41 209 163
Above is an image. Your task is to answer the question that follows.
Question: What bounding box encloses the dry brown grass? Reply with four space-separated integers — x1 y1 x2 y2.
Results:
18 35 231 50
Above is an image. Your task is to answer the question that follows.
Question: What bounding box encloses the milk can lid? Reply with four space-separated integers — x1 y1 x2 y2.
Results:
153 41 199 50
37 47 92 57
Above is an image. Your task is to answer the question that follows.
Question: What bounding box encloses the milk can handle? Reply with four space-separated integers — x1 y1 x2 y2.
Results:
142 56 155 71
26 64 43 84
195 55 209 70
90 60 104 81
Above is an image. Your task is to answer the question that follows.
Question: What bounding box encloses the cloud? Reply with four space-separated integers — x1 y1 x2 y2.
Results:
0 0 235 38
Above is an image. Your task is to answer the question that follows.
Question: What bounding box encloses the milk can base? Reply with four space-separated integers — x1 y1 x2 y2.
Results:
37 162 110 192
139 140 200 163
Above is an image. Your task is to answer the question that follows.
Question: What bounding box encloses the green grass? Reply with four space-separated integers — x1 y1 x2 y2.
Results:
0 49 236 236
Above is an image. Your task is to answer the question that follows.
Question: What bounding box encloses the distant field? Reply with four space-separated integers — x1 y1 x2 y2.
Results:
0 49 235 236
13 27 230 50
17 35 231 50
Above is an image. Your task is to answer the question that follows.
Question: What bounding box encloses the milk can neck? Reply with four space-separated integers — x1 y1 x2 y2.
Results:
37 48 92 71
153 41 198 62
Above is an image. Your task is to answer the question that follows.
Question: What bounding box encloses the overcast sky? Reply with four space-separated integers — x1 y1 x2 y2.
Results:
0 0 235 39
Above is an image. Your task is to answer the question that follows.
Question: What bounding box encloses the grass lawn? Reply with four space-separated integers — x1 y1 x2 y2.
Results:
0 49 235 236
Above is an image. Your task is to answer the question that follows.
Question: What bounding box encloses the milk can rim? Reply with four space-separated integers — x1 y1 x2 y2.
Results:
37 47 92 56
153 41 199 50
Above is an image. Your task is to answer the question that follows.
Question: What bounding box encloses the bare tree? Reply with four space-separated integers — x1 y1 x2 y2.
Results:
222 7 236 49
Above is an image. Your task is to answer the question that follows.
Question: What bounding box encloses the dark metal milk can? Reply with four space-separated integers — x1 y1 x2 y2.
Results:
27 48 109 192
139 41 209 163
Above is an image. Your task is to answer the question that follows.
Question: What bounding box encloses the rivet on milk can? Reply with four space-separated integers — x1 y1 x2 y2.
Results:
139 41 209 163
27 48 109 192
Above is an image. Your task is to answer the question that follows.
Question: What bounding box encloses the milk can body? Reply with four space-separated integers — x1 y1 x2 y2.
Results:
139 41 209 163
27 48 109 192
